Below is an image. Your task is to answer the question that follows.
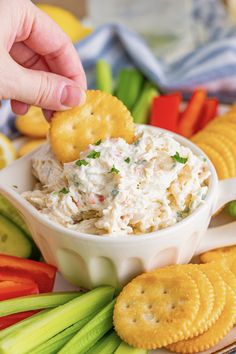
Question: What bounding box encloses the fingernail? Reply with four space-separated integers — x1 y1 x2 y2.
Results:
43 109 53 121
61 85 85 107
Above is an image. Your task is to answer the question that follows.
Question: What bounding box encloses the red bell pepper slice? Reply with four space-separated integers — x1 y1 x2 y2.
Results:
0 254 57 293
197 98 218 131
0 311 38 330
150 93 182 133
178 89 206 138
0 280 39 301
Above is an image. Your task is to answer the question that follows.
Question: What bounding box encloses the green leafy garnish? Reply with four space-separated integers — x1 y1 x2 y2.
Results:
59 188 69 194
94 139 102 146
171 152 188 164
75 159 89 167
111 189 119 197
87 150 101 159
124 157 130 163
109 165 120 174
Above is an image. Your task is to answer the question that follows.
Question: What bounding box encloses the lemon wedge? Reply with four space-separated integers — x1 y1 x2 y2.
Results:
0 133 16 169
37 4 92 43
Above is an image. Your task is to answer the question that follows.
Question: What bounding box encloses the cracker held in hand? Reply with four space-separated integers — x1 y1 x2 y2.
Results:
113 267 200 349
50 90 135 162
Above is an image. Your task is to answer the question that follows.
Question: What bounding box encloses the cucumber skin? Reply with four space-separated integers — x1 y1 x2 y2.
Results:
0 194 31 238
0 286 115 354
86 331 121 354
58 299 116 354
115 341 148 354
0 214 32 259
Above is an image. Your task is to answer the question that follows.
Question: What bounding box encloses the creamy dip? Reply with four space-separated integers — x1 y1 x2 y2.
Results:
23 126 210 236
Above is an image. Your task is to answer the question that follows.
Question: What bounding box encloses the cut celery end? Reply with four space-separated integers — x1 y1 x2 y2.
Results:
0 286 115 354
132 82 158 124
58 299 116 354
86 330 121 354
0 292 81 317
0 310 50 340
30 315 93 354
115 341 148 354
96 59 113 94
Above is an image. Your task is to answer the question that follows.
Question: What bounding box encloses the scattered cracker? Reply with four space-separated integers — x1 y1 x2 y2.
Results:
16 106 49 138
200 246 236 265
50 90 135 162
113 267 200 349
168 285 236 353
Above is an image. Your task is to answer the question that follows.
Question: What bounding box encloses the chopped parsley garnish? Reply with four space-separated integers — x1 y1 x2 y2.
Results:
59 188 69 194
12 185 18 189
171 152 188 164
111 189 119 197
124 157 130 164
76 159 89 167
109 165 120 174
95 139 102 146
87 150 101 159
133 139 140 146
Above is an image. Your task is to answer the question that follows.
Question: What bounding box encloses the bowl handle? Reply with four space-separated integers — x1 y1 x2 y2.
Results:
196 178 236 255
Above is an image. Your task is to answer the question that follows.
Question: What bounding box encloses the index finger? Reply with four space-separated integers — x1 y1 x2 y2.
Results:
25 2 87 89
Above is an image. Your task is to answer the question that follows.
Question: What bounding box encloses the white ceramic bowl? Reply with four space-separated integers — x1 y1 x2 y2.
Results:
1 126 236 289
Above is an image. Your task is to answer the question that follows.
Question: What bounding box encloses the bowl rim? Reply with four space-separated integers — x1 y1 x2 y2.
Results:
0 126 218 243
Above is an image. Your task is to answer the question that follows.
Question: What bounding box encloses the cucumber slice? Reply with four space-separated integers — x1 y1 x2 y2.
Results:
115 341 148 354
0 214 32 258
86 330 121 354
0 194 31 238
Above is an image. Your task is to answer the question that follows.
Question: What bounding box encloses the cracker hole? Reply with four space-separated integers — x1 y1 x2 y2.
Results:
172 304 176 310
132 318 137 323
126 304 130 309
72 145 77 150
155 319 160 323
140 289 145 294
148 304 152 309
163 289 168 294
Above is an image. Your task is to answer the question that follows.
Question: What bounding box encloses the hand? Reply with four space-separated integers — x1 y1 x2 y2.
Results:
0 0 86 119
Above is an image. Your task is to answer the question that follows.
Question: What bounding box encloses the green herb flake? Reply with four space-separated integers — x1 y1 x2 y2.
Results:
76 159 89 167
59 188 69 194
109 165 120 174
111 189 119 197
12 185 18 189
124 157 130 164
94 139 102 146
133 139 140 146
87 150 101 159
171 152 188 164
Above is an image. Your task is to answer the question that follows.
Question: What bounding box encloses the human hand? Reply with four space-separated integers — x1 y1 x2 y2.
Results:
0 0 86 119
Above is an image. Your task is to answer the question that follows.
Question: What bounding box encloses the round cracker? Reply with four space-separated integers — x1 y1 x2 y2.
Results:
200 246 236 264
16 106 49 138
113 267 200 349
168 285 236 353
177 264 214 336
50 90 135 162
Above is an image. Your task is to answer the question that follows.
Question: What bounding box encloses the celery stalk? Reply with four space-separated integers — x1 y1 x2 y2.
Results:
30 315 93 354
115 341 148 354
0 310 49 340
0 292 81 317
96 59 113 94
0 286 114 354
86 330 121 354
58 299 116 354
132 82 158 124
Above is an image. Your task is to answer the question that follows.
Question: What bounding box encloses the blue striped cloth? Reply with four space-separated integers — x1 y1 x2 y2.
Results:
1 0 236 138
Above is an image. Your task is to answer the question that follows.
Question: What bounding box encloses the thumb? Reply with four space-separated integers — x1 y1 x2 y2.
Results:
4 57 85 110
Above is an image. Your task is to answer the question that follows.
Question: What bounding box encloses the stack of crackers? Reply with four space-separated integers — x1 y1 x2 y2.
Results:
192 104 236 179
114 246 236 353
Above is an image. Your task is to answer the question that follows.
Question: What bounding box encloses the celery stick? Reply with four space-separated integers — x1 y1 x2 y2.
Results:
30 315 93 354
0 286 114 354
0 292 81 317
86 330 121 354
0 310 49 340
116 68 130 104
118 69 144 111
115 341 148 354
132 82 158 124
96 59 113 94
59 299 116 354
